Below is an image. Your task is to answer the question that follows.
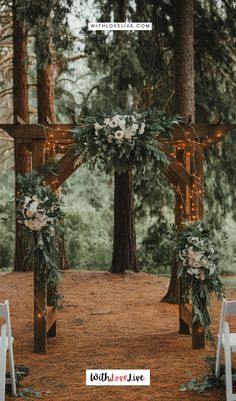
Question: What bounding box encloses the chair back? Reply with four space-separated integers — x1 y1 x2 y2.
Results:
218 298 236 335
0 324 7 401
0 300 16 398
0 301 13 347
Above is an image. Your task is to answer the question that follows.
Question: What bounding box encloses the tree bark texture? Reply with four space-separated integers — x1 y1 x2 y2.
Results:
13 0 32 272
111 1 138 273
37 63 56 124
111 169 138 273
163 0 195 303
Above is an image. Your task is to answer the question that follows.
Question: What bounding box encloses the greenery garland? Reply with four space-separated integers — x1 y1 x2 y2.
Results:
72 109 179 179
16 167 64 309
176 221 225 341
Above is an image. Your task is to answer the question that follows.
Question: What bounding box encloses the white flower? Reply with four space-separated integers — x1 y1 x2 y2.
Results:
32 195 40 202
114 130 124 142
110 119 119 128
26 210 34 218
28 201 38 214
123 129 135 140
24 196 31 205
104 117 110 125
118 119 126 129
139 122 145 135
131 123 139 132
94 122 103 131
36 211 47 223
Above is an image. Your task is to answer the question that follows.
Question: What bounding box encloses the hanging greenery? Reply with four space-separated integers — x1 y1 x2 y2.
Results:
16 170 64 309
176 221 226 341
72 109 179 179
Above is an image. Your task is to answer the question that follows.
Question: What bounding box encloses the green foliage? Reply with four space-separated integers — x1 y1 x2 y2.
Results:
63 167 113 270
15 0 74 68
180 356 231 393
138 215 174 274
80 0 236 230
0 171 15 270
73 109 178 177
176 221 226 341
16 387 50 398
16 171 64 308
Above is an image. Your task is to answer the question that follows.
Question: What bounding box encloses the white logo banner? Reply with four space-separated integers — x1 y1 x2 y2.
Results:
86 369 150 386
88 22 152 31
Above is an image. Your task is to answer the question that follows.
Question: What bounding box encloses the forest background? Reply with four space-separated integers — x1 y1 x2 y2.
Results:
0 0 236 275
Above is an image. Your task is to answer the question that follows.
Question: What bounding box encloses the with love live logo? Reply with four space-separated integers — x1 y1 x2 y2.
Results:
86 369 150 386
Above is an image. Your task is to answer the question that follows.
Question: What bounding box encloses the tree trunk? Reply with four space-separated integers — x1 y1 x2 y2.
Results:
37 63 56 124
110 0 138 273
162 0 195 303
13 0 32 272
111 169 138 273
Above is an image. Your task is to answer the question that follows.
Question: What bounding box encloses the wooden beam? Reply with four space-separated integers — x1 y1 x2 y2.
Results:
44 148 86 189
0 124 74 139
1 122 236 141
170 123 236 140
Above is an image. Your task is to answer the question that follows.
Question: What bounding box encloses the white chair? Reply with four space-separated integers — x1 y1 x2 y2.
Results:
215 298 236 401
0 300 16 400
224 322 236 401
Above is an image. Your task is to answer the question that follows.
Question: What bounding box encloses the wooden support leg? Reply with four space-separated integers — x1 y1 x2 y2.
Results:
180 318 190 335
34 261 47 353
190 141 205 349
47 288 57 338
192 322 205 349
32 139 48 353
47 321 56 337
178 279 190 334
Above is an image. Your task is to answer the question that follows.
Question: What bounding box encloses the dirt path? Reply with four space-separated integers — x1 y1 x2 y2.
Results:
0 270 229 401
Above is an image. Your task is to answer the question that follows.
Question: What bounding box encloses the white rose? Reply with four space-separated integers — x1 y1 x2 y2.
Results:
131 123 139 132
27 219 38 231
110 119 118 128
124 129 135 140
118 119 126 129
29 201 39 213
26 210 34 218
114 130 124 141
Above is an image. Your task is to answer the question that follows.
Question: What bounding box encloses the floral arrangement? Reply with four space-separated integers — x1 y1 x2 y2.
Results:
176 221 225 341
73 109 179 177
17 170 64 308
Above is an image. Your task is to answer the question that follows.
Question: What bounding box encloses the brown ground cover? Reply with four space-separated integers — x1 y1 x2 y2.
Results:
0 270 233 401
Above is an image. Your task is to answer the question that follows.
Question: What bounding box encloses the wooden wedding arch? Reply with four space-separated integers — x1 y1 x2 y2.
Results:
0 121 235 353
